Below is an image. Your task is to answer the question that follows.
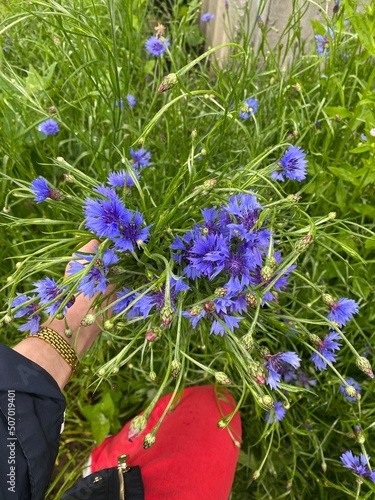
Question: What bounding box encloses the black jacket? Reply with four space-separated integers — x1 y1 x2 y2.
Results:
0 344 144 500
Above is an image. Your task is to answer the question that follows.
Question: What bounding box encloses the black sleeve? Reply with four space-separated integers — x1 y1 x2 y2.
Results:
0 343 66 500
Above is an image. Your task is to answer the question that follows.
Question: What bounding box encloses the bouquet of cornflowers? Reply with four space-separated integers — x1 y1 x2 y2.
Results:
1 0 375 493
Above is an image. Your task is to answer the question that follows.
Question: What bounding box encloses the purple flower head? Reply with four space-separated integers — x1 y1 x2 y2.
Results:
265 402 286 423
145 36 170 56
38 118 59 136
31 177 51 203
296 371 317 389
271 146 307 182
222 248 255 294
33 277 73 316
310 331 341 370
315 28 334 55
107 170 138 188
113 288 155 319
84 187 127 240
12 294 41 334
340 451 375 482
239 98 259 120
327 298 359 327
150 277 190 312
126 94 136 107
225 194 263 239
130 147 151 169
68 247 118 298
188 233 227 279
340 378 361 402
201 12 215 22
264 352 301 389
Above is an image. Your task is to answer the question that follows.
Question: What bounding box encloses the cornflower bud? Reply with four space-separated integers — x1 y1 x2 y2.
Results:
49 189 65 201
322 293 335 307
112 367 119 374
190 305 203 316
191 128 197 138
356 425 365 444
110 265 126 275
258 346 270 357
356 356 374 378
321 462 327 473
345 385 357 399
160 305 174 326
200 149 207 156
149 371 156 382
294 234 313 253
128 415 147 441
253 470 261 480
241 332 254 352
203 178 216 190
214 287 228 299
3 314 12 324
215 372 232 385
143 433 156 449
55 313 64 320
217 419 228 429
171 360 182 379
283 400 290 410
158 73 177 93
246 293 257 308
49 106 56 114
309 333 321 345
203 301 215 313
260 395 274 409
260 265 273 282
65 328 72 338
104 320 114 331
328 211 336 219
248 362 266 385
81 314 96 326
146 328 161 342
63 173 75 183
286 194 302 203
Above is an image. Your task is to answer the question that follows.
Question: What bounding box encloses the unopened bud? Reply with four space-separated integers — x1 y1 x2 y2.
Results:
191 128 197 138
345 385 357 399
200 148 207 156
112 367 119 374
283 400 290 410
104 320 114 331
241 332 254 352
309 333 321 346
160 305 173 326
258 346 271 357
260 265 273 282
356 356 374 378
158 73 177 93
321 461 327 473
246 293 257 308
248 362 266 384
128 415 147 441
81 314 96 326
149 371 156 382
3 314 12 324
65 328 72 338
356 426 365 444
143 433 156 449
63 173 75 183
322 293 335 307
98 368 105 376
328 211 336 219
203 178 216 190
55 313 64 320
294 234 313 253
253 470 261 480
286 194 302 203
49 189 65 201
215 372 232 385
146 327 161 342
171 360 182 379
49 106 56 114
261 395 274 409
214 287 227 298
190 305 203 316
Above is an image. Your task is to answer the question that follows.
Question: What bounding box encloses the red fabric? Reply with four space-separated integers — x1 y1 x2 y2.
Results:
91 385 242 499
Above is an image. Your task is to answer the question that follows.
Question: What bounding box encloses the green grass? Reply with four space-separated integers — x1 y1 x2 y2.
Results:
1 0 375 498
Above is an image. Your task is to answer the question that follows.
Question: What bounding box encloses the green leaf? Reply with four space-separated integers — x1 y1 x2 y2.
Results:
323 106 353 119
335 179 347 213
90 412 110 445
25 63 56 92
365 236 375 250
144 59 155 74
352 276 371 299
352 203 375 218
327 166 359 185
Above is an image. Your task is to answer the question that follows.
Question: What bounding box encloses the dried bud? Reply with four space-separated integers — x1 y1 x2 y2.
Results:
190 305 203 316
241 332 254 352
203 179 216 190
214 372 232 385
214 287 227 298
203 301 215 313
294 234 313 253
246 293 257 308
158 73 177 93
356 356 374 378
143 433 156 449
49 106 56 114
260 395 274 409
128 415 147 441
260 265 273 282
322 293 335 307
49 189 65 201
160 305 174 326
80 314 96 326
248 362 266 385
149 371 156 382
171 360 182 379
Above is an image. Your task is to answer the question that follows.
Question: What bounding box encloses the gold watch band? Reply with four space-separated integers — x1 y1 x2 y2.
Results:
30 327 79 377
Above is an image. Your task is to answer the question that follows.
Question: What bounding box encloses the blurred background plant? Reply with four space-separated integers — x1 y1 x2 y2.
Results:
1 0 375 498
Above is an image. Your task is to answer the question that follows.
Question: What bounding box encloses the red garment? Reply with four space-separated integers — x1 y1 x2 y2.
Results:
91 385 242 499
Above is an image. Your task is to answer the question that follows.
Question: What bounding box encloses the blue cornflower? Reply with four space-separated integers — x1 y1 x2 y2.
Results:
150 277 190 312
188 233 227 279
126 94 136 107
225 194 263 239
113 209 151 252
68 247 118 298
84 187 127 240
296 371 317 389
113 288 155 319
33 277 73 316
265 402 286 423
107 170 138 188
130 147 151 169
201 12 215 22
327 297 359 327
264 351 301 389
38 118 59 136
145 36 170 56
12 294 41 334
315 28 334 55
311 331 341 370
31 177 51 203
340 451 375 482
340 378 361 402
239 98 259 120
222 247 256 294
271 146 307 182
